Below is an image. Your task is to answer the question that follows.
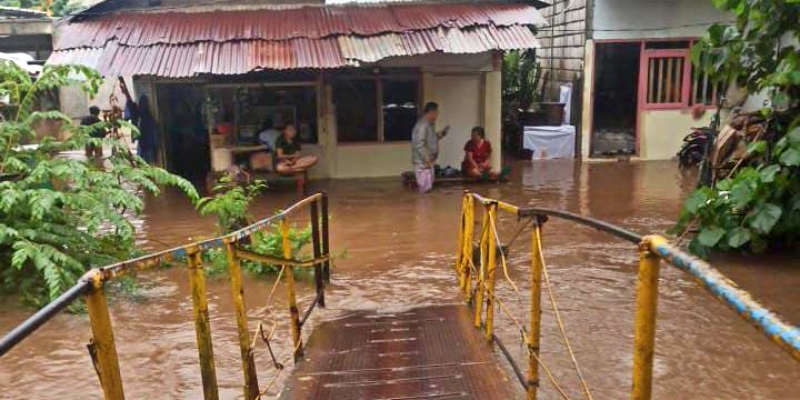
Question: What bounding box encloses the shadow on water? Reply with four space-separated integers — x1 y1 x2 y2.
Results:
0 160 798 399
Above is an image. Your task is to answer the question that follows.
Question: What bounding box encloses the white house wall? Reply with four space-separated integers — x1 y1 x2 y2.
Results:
593 0 731 40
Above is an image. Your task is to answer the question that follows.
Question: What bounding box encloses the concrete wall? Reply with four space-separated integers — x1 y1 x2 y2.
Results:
434 74 483 171
639 109 712 160
593 0 731 40
538 0 588 101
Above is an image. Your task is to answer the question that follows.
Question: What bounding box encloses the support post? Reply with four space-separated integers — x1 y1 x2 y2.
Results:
225 242 259 400
484 202 498 342
455 194 466 279
320 193 331 282
473 204 490 328
527 220 544 400
187 250 220 400
631 240 661 400
85 270 125 400
461 195 474 299
310 199 325 308
281 218 304 360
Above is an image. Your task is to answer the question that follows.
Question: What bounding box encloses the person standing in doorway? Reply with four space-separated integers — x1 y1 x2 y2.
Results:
82 106 105 161
411 102 449 193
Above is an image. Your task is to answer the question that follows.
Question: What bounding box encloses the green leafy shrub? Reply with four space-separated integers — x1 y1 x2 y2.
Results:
674 125 800 256
0 62 198 306
197 179 312 276
675 0 800 256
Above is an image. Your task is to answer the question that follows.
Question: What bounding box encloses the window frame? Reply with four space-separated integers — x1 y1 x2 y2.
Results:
638 40 723 112
333 71 422 144
639 48 692 111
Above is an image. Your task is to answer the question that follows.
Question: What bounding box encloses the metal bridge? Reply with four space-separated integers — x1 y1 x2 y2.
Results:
1 192 798 400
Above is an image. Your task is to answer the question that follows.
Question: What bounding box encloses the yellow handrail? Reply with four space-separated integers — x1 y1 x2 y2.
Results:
457 191 800 400
0 192 332 400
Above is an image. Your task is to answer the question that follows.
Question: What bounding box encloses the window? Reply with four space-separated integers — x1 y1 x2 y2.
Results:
207 84 319 144
333 79 378 142
382 79 419 141
643 50 688 107
640 40 724 110
690 65 724 107
334 72 420 143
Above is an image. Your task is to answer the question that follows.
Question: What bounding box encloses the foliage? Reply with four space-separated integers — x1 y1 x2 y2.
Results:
0 61 198 306
674 123 800 256
197 178 267 234
502 50 542 114
203 227 313 276
197 179 313 276
692 0 800 107
0 0 82 17
676 0 800 256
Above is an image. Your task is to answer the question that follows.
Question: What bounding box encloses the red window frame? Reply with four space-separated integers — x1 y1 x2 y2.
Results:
638 48 692 111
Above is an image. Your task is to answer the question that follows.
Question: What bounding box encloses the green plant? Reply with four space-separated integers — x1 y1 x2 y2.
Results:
675 0 800 256
0 62 198 306
196 179 313 276
502 50 542 114
197 178 267 234
674 123 800 256
0 0 83 17
202 226 313 276
674 0 800 256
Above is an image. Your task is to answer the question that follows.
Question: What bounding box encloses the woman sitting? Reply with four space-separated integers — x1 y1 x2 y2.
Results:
275 123 318 174
462 126 496 178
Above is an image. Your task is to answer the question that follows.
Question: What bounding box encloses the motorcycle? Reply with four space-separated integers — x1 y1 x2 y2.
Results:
677 98 725 187
678 127 714 169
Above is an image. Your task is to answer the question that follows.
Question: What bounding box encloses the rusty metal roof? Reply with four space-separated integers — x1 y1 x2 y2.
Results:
50 26 538 76
50 1 544 77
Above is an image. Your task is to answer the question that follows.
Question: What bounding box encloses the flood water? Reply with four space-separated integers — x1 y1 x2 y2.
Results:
1 160 798 399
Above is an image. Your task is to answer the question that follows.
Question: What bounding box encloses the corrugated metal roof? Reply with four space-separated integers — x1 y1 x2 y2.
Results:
55 2 546 49
50 1 544 77
338 25 539 62
50 25 538 77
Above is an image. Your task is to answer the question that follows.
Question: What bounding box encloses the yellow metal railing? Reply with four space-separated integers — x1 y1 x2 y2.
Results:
0 192 332 400
456 191 799 400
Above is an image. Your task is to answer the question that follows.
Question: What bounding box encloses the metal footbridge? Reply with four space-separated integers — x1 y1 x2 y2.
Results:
1 192 798 400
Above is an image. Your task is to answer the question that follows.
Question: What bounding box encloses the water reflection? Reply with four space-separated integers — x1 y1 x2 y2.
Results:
0 160 798 399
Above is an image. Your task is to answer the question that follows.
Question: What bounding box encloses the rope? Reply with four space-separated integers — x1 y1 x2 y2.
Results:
464 254 572 400
461 206 594 400
488 211 521 295
257 334 305 399
535 233 595 400
528 344 574 400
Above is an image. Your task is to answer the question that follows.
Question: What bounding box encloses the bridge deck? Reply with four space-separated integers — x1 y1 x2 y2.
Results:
279 305 516 400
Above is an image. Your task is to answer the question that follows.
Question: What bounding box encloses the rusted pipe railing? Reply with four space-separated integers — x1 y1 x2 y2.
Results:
0 192 332 400
456 191 800 400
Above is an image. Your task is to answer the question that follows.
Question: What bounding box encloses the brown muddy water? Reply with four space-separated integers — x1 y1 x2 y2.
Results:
1 160 798 399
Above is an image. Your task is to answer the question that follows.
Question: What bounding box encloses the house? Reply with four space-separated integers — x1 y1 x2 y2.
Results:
537 0 732 160
0 7 62 139
48 0 548 180
0 6 53 65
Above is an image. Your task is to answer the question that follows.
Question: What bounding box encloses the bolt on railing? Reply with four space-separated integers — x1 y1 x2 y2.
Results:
456 191 799 400
0 192 332 400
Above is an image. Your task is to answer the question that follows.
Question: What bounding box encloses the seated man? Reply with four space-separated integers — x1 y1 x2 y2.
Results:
275 123 318 174
462 126 495 178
